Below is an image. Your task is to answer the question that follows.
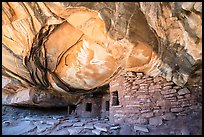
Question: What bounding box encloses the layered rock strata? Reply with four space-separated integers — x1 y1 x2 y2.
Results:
2 2 202 106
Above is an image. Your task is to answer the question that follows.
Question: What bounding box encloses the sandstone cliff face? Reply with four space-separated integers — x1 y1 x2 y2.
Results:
2 76 82 107
2 2 202 106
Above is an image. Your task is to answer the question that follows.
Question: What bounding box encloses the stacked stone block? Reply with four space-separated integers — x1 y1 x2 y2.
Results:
76 97 102 118
109 71 197 126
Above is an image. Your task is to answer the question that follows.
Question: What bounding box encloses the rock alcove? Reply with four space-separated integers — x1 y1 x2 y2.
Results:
2 2 202 135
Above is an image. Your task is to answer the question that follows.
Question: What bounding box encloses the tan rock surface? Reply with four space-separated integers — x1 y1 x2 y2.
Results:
2 2 202 106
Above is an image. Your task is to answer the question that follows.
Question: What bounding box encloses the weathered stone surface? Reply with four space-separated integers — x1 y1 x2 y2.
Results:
119 125 134 135
136 90 148 93
133 79 146 85
52 115 64 120
140 109 151 114
149 117 163 126
94 123 109 132
73 122 85 127
2 83 80 107
49 129 70 135
2 121 11 126
46 119 60 125
34 122 53 133
187 12 202 39
164 93 177 98
156 100 170 107
136 72 144 77
184 94 191 98
110 126 120 130
8 89 31 105
178 98 188 102
161 113 176 120
178 88 191 95
2 76 12 88
67 127 83 135
171 107 184 113
110 70 199 125
134 125 149 133
139 83 149 86
170 101 181 107
153 109 159 114
166 97 177 102
182 2 195 11
67 119 80 123
181 102 191 107
1 5 201 131
177 95 184 99
134 117 148 125
161 89 177 95
55 122 73 131
153 76 165 83
2 121 36 135
140 85 149 89
92 129 101 135
149 85 162 90
141 112 154 118
141 2 202 85
163 82 174 87
23 116 42 121
194 2 202 12
173 86 181 90
181 127 190 135
132 85 139 90
78 129 95 135
126 71 136 77
84 123 94 129
163 86 172 90
149 88 161 93
137 95 150 99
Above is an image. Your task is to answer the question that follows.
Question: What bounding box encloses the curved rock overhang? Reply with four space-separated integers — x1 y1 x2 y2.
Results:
2 2 202 99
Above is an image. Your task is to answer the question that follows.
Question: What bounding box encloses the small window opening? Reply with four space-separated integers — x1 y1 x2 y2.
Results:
86 103 92 112
112 91 119 106
105 101 110 111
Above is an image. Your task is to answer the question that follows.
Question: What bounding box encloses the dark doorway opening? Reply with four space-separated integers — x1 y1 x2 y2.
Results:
112 91 119 106
105 101 110 111
86 103 92 112
68 105 77 115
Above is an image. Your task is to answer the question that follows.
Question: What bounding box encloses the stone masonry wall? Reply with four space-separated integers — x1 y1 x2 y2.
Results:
109 72 198 126
101 93 110 119
76 97 102 118
76 93 110 119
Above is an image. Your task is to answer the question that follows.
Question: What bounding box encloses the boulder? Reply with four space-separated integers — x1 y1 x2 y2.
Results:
134 125 149 133
161 113 176 121
73 122 85 127
178 88 191 95
119 125 134 135
94 123 109 132
149 117 163 126
92 129 101 135
84 123 94 129
67 127 83 135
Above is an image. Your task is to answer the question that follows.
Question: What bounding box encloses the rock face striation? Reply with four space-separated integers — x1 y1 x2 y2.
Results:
2 2 202 106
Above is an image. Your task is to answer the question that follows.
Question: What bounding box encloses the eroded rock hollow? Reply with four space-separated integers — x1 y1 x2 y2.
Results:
2 2 202 107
